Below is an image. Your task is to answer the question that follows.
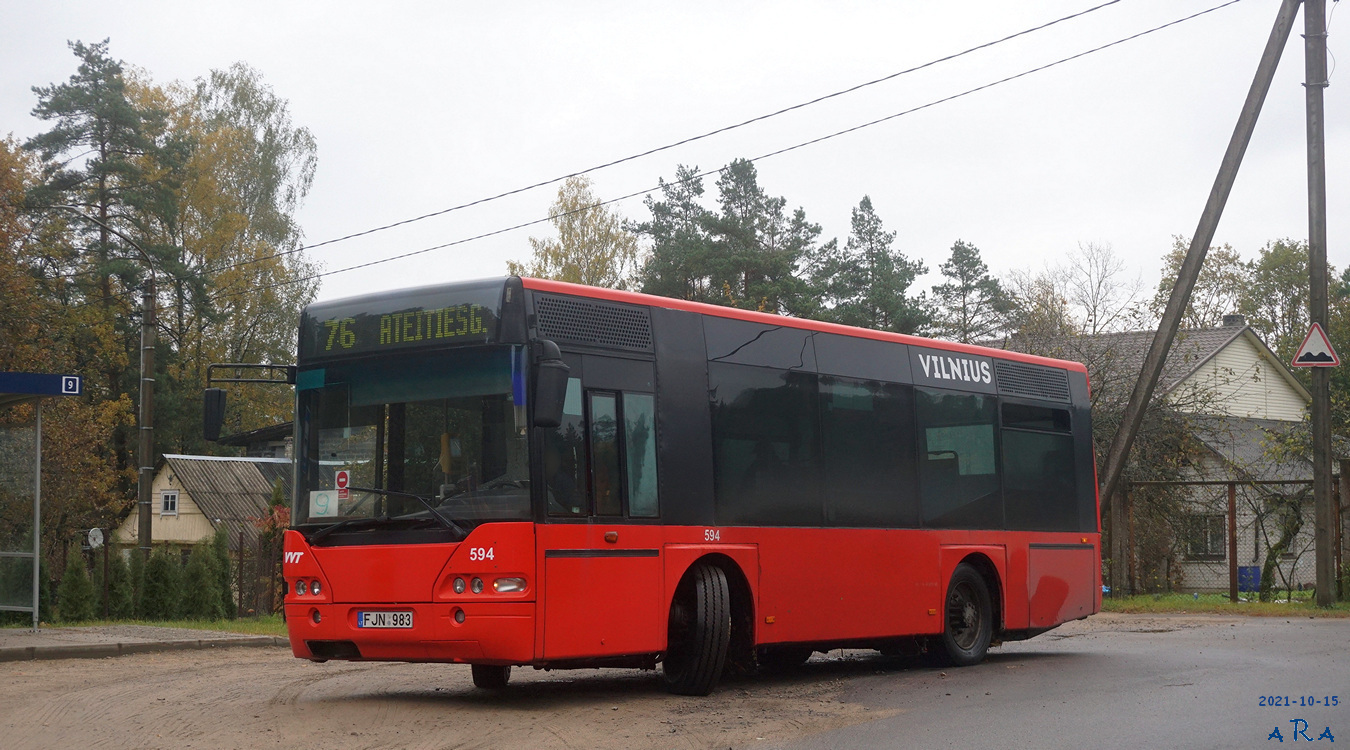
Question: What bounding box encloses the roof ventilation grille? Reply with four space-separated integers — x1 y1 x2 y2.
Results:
535 295 653 352
995 360 1071 403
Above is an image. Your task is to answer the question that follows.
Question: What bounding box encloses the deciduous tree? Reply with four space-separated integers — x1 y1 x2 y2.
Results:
1150 236 1247 329
508 176 638 289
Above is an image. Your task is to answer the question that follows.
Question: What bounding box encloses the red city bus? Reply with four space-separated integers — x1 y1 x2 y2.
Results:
283 276 1100 694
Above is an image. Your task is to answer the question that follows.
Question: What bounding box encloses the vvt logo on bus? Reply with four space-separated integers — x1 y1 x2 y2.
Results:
916 352 992 384
284 551 304 565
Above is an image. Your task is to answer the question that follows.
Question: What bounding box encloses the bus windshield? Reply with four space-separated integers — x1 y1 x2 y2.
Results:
294 346 530 535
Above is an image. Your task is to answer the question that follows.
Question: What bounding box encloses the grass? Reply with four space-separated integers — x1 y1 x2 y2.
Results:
1103 591 1350 617
2 614 287 636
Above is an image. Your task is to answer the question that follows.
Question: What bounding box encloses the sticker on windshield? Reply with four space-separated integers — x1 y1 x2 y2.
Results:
310 490 339 518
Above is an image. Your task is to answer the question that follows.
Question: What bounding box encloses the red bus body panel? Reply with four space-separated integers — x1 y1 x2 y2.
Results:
285 524 1100 664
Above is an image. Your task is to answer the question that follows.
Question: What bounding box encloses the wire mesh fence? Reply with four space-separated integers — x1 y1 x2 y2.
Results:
1107 479 1345 600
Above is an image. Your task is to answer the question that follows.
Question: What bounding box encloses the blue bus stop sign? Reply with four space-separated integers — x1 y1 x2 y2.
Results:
0 373 82 407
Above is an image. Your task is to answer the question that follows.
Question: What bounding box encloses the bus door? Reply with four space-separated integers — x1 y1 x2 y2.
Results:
539 355 666 660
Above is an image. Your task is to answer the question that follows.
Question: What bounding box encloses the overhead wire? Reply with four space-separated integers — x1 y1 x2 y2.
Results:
194 0 1125 277
202 0 1246 307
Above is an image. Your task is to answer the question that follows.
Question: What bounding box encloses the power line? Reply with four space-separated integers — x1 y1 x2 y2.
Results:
32 0 1128 291
196 0 1124 278
204 0 1244 307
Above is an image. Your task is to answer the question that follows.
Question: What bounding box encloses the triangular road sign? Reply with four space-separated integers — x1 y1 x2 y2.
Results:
1291 322 1340 367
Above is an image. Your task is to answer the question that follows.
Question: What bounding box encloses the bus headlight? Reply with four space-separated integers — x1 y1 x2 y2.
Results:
453 577 466 594
310 580 321 596
295 579 308 596
493 577 526 593
471 577 484 594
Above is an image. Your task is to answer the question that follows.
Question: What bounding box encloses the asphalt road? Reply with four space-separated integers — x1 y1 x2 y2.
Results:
1 613 1345 749
778 613 1349 750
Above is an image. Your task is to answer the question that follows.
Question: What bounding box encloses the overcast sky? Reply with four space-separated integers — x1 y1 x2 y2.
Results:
3 0 1346 309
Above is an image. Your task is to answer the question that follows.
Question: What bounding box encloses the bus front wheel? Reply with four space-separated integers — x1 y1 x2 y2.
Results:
662 562 731 696
939 563 993 667
471 664 511 689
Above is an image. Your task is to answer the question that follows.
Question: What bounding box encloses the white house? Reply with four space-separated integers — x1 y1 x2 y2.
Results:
112 454 292 551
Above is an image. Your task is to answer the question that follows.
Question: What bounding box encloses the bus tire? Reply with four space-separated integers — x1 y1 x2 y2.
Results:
662 562 731 696
940 563 993 667
471 664 511 689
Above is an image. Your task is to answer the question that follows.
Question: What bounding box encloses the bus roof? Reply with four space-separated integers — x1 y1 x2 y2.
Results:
520 276 1088 375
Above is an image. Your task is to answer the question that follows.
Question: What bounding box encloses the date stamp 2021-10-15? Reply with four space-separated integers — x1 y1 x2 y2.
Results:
1260 697 1339 743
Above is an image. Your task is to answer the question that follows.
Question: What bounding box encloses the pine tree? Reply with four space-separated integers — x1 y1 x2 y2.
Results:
810 196 928 333
211 526 235 619
932 240 1010 343
141 545 183 620
56 545 96 622
181 544 222 620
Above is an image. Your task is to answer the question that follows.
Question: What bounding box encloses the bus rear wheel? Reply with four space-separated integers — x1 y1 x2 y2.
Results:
939 563 993 667
662 562 730 696
471 664 511 689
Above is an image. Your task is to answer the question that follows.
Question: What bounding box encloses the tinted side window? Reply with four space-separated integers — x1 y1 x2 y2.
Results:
1002 403 1077 531
916 388 1001 529
623 392 659 517
820 377 918 527
589 392 622 516
545 378 588 515
709 362 821 525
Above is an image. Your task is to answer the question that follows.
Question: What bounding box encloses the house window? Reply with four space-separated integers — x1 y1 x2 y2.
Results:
160 490 179 516
1184 514 1225 560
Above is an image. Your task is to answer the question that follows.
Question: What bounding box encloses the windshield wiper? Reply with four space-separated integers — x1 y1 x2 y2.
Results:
308 514 391 544
348 486 470 539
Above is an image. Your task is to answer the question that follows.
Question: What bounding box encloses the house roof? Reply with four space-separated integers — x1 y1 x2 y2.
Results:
162 454 292 544
1190 415 1312 483
995 322 1311 403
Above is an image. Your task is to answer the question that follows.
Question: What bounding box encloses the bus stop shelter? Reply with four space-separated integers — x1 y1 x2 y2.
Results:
0 372 82 630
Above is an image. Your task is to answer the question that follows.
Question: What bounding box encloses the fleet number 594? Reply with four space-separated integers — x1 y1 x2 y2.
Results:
468 547 494 561
704 529 720 542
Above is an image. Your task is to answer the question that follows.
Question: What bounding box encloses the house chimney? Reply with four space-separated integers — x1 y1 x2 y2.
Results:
1222 314 1246 328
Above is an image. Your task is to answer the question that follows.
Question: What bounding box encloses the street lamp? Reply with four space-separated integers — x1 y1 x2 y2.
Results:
52 205 157 558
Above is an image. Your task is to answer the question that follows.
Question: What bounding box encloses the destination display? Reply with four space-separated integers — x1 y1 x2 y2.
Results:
298 280 505 361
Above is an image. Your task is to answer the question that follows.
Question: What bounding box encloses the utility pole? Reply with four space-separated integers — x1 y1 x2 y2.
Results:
53 206 157 557
1098 0 1302 509
137 277 156 558
1303 0 1335 607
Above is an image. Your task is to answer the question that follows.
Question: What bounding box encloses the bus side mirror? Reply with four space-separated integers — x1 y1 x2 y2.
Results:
203 387 226 441
533 341 570 429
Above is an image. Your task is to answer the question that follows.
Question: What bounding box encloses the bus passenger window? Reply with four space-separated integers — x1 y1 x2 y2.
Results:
589 392 622 516
624 393 659 517
1002 403 1076 531
916 388 1001 529
545 378 588 515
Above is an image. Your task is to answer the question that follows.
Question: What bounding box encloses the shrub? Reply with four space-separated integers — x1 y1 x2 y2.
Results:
56 545 96 622
128 547 145 616
211 526 235 619
141 546 183 620
181 544 222 620
107 550 134 619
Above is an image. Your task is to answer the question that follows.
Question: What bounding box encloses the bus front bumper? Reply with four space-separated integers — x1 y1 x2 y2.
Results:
285 601 535 665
